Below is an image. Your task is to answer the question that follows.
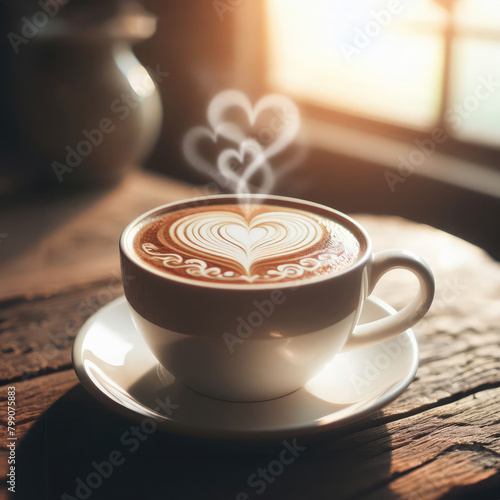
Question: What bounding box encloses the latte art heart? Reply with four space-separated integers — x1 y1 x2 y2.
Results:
134 204 363 284
163 211 324 276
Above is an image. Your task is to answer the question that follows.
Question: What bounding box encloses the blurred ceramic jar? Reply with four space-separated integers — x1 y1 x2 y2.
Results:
3 0 162 190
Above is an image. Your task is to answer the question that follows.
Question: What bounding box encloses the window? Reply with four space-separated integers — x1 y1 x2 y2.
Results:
265 0 500 150
451 0 500 145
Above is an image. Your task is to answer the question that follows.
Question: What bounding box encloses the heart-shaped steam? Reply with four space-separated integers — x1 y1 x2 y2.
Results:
182 90 300 195
164 210 325 276
217 139 274 195
207 90 300 163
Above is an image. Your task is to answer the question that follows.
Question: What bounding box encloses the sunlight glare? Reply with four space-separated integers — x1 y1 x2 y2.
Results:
266 0 445 129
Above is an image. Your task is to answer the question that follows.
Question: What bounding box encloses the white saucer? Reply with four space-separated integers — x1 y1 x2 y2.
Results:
72 296 418 439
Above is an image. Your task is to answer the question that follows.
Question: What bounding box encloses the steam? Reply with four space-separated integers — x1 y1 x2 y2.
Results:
182 90 305 200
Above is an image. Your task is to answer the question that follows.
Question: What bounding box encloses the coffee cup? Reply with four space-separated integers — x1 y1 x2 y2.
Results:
120 194 434 402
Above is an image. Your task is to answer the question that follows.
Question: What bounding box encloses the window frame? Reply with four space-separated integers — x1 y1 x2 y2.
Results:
246 0 500 169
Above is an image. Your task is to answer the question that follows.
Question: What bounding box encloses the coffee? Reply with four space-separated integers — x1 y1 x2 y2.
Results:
121 195 434 401
132 203 365 285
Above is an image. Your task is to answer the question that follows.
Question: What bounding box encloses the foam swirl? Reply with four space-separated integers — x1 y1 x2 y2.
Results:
156 211 324 276
135 205 363 284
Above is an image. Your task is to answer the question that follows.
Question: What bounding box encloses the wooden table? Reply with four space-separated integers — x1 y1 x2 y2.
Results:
1 171 500 500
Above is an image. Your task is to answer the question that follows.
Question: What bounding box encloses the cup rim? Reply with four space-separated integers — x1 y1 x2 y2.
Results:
119 194 373 290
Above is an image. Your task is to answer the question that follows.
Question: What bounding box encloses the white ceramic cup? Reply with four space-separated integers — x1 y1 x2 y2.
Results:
120 195 434 402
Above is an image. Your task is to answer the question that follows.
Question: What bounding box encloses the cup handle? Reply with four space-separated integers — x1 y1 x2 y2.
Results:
342 249 435 352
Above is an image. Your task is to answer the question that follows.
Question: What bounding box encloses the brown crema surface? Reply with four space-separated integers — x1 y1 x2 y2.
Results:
133 204 365 285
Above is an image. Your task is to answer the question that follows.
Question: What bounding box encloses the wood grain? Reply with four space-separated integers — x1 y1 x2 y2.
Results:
0 280 124 384
1 172 500 499
0 171 195 301
1 370 499 499
0 371 79 434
